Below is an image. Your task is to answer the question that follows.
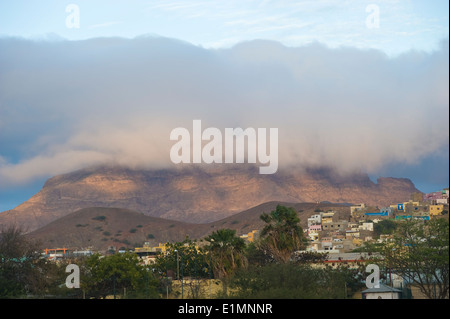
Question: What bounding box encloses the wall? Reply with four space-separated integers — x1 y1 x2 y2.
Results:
364 292 400 299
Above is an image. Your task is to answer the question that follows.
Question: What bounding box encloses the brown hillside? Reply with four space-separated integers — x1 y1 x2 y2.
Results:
27 202 351 251
27 207 197 251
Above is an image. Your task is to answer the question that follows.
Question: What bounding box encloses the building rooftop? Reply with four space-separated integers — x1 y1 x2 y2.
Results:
325 252 381 262
362 283 402 294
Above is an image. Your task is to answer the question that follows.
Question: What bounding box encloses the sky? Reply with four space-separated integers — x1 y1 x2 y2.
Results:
0 1 449 212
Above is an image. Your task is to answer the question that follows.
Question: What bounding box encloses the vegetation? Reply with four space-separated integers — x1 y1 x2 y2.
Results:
356 218 449 299
0 226 59 298
153 237 209 280
80 252 159 299
230 263 362 299
205 229 247 296
258 205 308 263
373 219 398 237
378 218 449 299
152 238 212 298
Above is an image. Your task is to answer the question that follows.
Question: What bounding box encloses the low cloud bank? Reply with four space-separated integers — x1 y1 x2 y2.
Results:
0 36 448 186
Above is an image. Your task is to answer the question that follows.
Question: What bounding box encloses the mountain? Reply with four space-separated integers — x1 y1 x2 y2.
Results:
0 164 420 233
26 202 351 251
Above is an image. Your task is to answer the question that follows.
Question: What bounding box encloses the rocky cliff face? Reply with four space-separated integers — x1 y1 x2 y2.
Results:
0 165 420 232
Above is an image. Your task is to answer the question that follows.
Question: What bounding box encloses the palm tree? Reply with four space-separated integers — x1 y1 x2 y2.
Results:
259 205 307 263
205 228 247 296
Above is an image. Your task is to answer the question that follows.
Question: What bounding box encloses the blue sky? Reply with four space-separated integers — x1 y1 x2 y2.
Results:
0 0 448 55
0 1 449 212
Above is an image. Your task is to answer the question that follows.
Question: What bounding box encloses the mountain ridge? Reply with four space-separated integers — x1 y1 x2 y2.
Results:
0 164 421 233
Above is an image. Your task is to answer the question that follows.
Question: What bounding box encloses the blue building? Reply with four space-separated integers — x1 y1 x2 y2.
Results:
365 207 393 217
365 211 389 217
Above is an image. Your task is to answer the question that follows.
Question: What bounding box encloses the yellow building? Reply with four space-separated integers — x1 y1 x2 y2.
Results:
403 200 420 207
352 238 363 247
429 204 444 216
134 242 168 254
240 230 258 242
321 212 335 224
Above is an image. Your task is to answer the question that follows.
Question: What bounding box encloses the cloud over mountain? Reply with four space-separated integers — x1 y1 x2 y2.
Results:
0 36 448 187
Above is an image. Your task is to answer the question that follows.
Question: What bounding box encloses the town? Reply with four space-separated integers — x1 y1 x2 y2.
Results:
31 188 449 300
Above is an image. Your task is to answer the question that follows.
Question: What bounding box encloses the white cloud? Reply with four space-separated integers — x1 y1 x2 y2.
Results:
0 36 448 186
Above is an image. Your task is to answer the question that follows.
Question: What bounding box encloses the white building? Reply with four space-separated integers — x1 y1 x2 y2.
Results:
359 222 374 231
362 284 402 299
307 214 322 227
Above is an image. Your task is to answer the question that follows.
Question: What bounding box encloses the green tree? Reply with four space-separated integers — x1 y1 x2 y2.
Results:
379 218 449 299
230 263 362 299
373 219 398 237
0 226 57 298
205 229 247 296
244 242 274 266
258 205 307 263
153 238 209 280
81 252 159 299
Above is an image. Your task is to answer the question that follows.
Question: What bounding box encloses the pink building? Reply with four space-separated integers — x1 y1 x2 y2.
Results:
309 225 322 232
423 191 443 202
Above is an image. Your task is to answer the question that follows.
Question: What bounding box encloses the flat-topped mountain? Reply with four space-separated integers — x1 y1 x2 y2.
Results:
0 165 420 233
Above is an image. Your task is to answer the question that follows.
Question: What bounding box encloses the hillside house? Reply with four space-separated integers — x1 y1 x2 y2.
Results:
320 211 335 224
240 230 258 242
345 228 360 239
307 214 322 227
321 237 333 251
359 222 374 231
322 220 348 232
134 242 169 265
429 204 444 216
350 204 366 217
308 224 322 241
